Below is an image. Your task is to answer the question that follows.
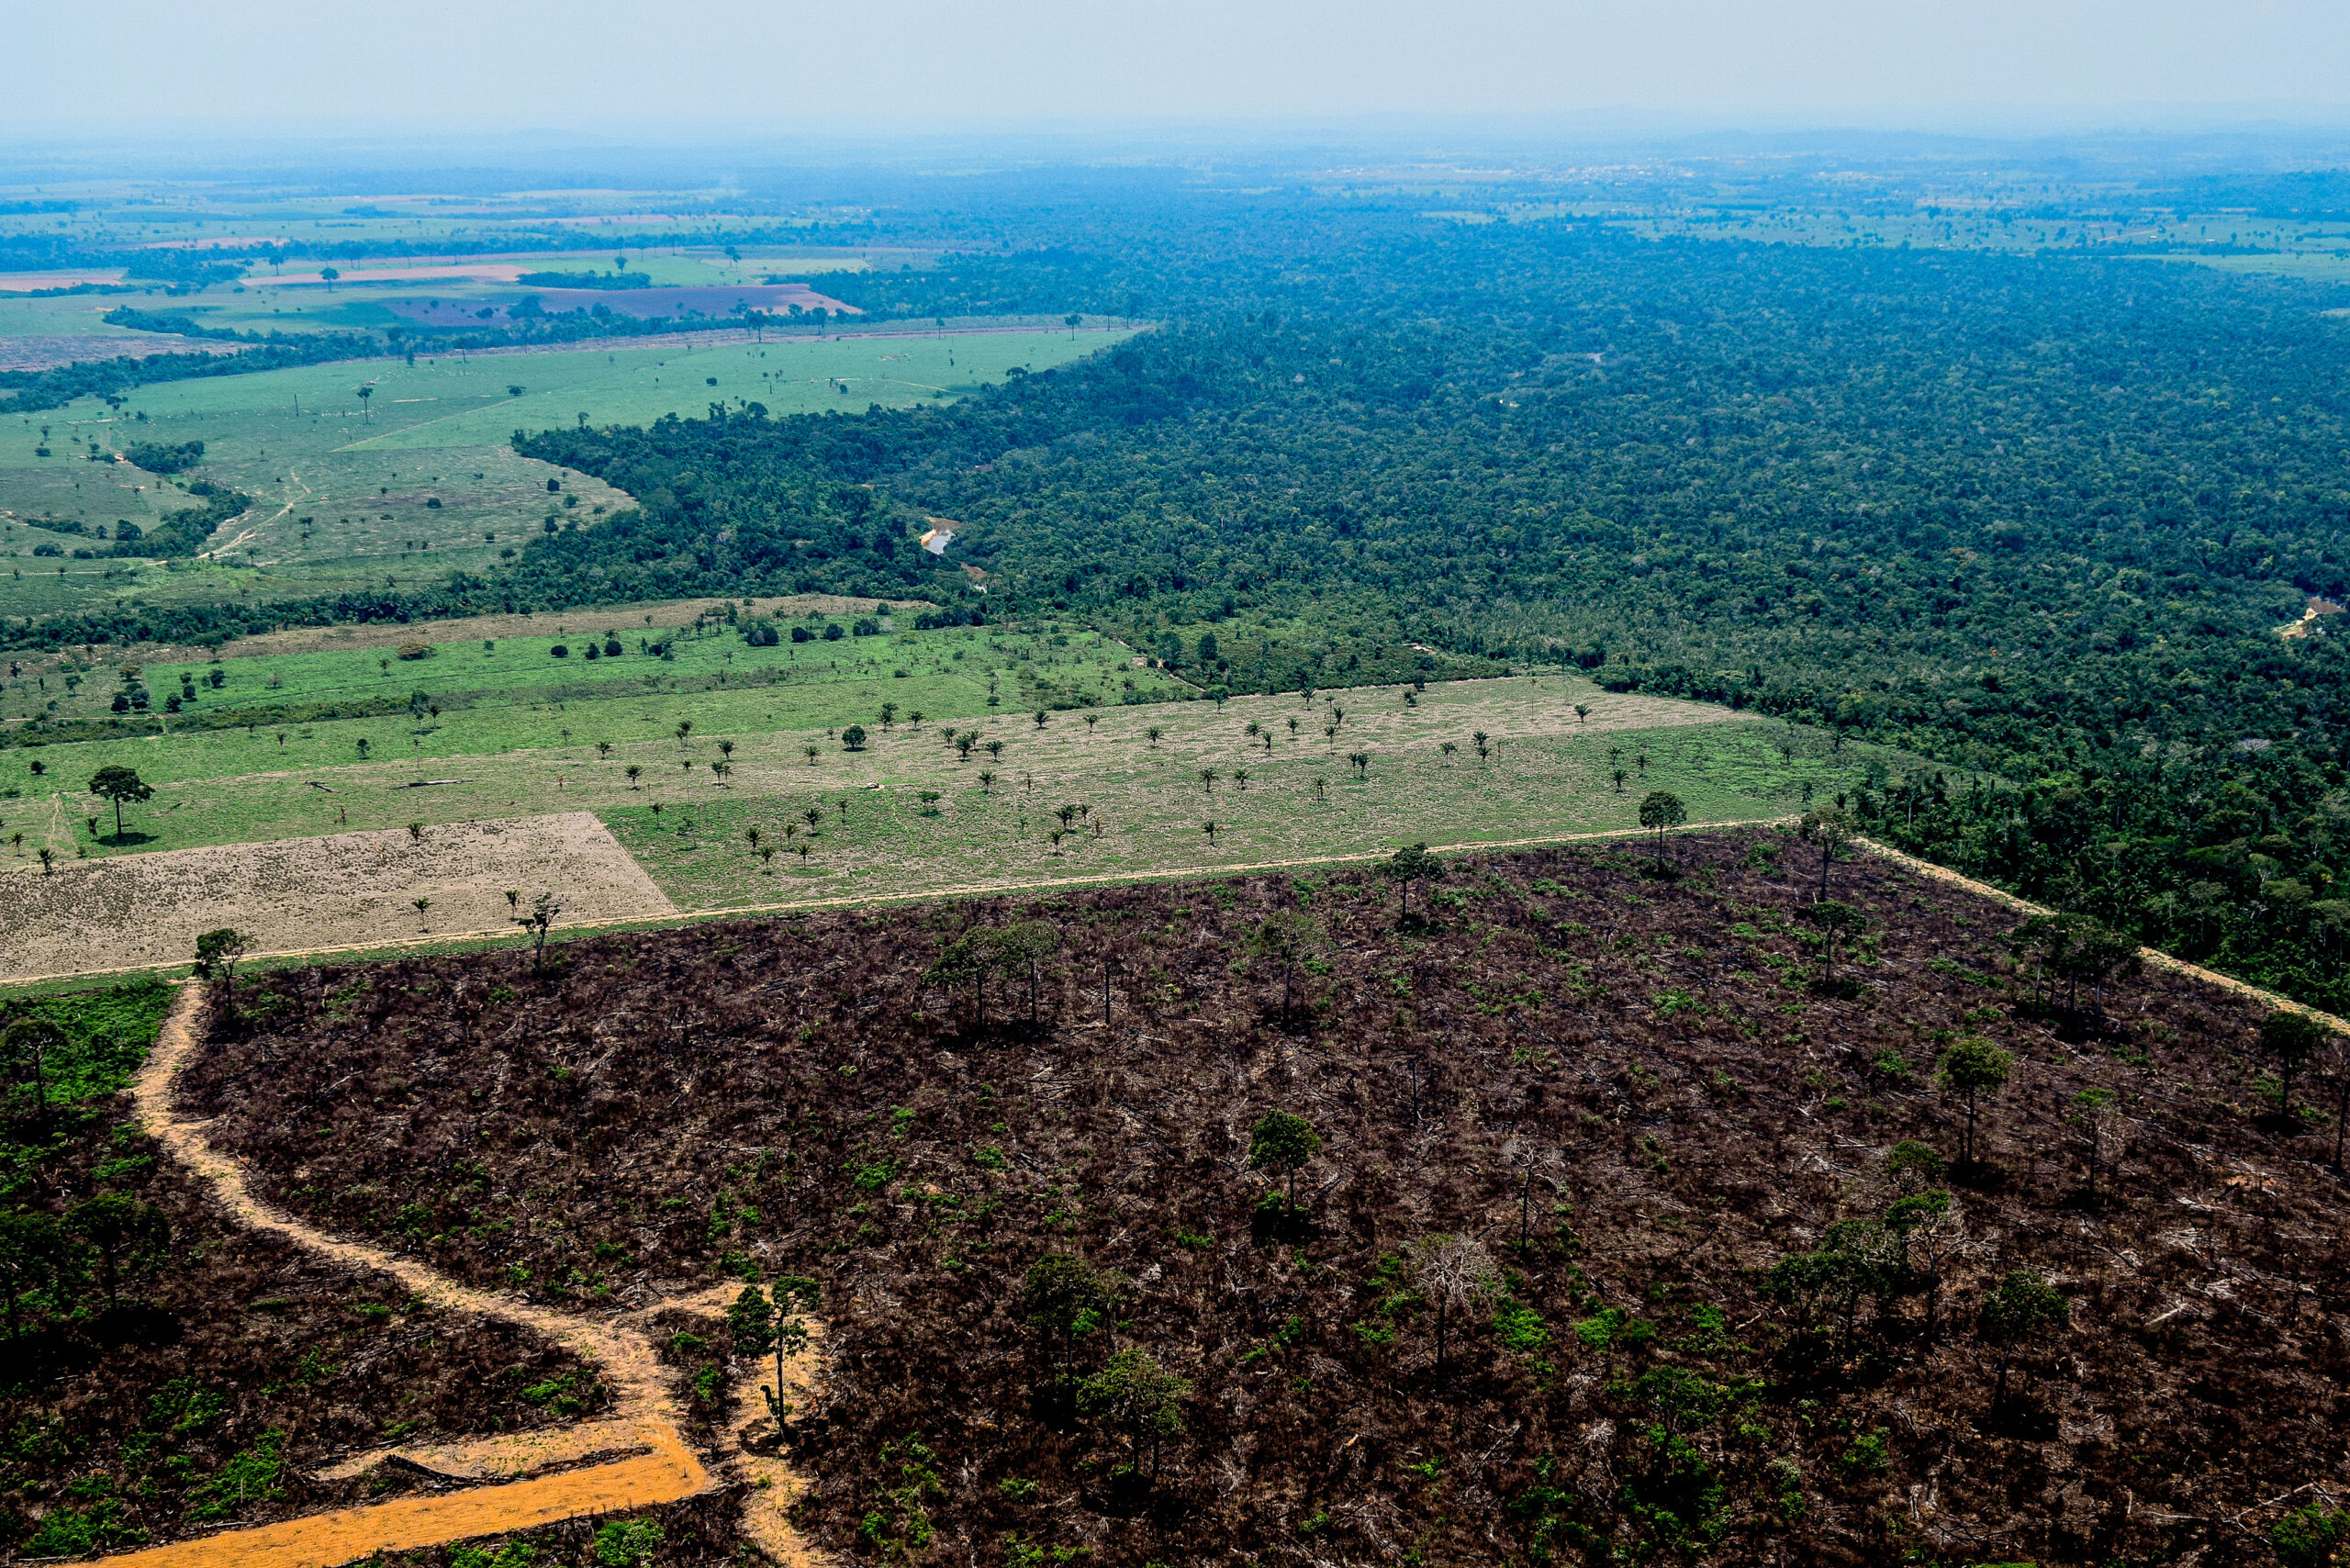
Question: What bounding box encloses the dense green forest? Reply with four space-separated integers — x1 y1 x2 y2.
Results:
512 219 2350 1007
11 191 2350 1007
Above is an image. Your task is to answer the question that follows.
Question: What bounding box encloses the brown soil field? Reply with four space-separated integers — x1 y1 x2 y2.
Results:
187 593 935 663
0 335 239 373
0 1074 609 1558
175 828 2350 1567
0 813 676 983
515 285 854 320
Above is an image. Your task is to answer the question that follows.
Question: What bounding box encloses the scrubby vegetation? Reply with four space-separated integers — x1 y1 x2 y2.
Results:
181 829 2350 1566
0 981 610 1558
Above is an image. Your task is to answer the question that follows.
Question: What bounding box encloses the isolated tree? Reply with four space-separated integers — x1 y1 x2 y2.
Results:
997 920 1059 1023
1248 1109 1322 1211
2071 1087 2119 1204
319 266 340 290
1883 1187 1956 1336
1573 703 1590 723
68 1193 168 1305
1977 1269 2066 1416
1 1018 65 1120
1639 789 1686 866
625 764 643 787
1022 1254 1118 1376
1247 911 1326 1020
193 927 254 1000
728 1277 820 1423
88 765 151 839
515 892 561 969
1383 842 1442 920
2260 1009 2325 1119
355 383 372 421
1798 806 1854 898
1198 767 1218 795
0 1209 71 1338
1078 1349 1188 1478
1799 900 1869 986
1409 1233 1502 1379
841 724 868 752
1937 1036 2013 1166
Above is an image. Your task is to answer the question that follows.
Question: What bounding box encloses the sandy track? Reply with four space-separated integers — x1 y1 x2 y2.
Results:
1855 836 2350 1032
103 985 826 1568
0 812 676 983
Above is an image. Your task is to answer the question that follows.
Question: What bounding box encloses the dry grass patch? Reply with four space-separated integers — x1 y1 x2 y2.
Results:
0 812 674 980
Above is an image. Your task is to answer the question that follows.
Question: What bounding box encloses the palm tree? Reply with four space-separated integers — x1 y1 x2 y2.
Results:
356 384 373 423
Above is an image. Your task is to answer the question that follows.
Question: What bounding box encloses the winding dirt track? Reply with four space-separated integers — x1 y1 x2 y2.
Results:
108 984 824 1568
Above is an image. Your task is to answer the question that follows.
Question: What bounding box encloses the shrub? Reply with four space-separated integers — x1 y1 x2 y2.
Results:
396 642 431 660
2277 1504 2350 1568
592 1519 666 1567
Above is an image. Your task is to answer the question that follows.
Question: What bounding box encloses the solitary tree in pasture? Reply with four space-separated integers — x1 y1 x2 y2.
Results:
88 765 152 840
355 384 372 422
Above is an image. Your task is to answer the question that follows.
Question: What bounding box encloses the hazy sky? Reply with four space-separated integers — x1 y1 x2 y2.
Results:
9 0 2349 136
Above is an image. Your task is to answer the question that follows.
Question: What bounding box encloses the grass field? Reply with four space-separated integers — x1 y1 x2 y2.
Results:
0 613 1918 978
0 327 1126 620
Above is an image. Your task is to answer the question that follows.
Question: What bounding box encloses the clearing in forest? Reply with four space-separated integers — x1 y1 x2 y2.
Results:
0 813 672 982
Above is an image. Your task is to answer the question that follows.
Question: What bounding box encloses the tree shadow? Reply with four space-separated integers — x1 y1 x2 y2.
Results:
1249 1197 1314 1247
99 831 157 848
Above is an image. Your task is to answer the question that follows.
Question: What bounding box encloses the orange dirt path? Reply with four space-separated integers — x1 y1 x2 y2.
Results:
108 984 827 1568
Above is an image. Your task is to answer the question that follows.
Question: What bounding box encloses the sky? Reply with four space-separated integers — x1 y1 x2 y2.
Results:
6 0 2350 137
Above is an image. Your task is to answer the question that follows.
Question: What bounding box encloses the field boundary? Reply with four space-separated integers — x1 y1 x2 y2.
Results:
2 818 1772 990
1855 835 2344 1034
23 828 2341 1039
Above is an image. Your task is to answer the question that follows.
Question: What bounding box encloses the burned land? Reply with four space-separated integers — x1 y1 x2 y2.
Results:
0 984 614 1560
178 829 2350 1567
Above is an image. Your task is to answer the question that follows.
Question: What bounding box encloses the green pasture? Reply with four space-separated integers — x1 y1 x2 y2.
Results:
0 649 1910 917
0 619 1179 787
0 327 1122 620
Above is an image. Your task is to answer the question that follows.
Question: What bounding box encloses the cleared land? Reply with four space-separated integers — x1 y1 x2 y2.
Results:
0 812 674 981
0 327 1124 619
0 645 1907 980
174 831 2350 1568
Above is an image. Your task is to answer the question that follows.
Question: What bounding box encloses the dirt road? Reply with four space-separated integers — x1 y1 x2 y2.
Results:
107 984 824 1568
